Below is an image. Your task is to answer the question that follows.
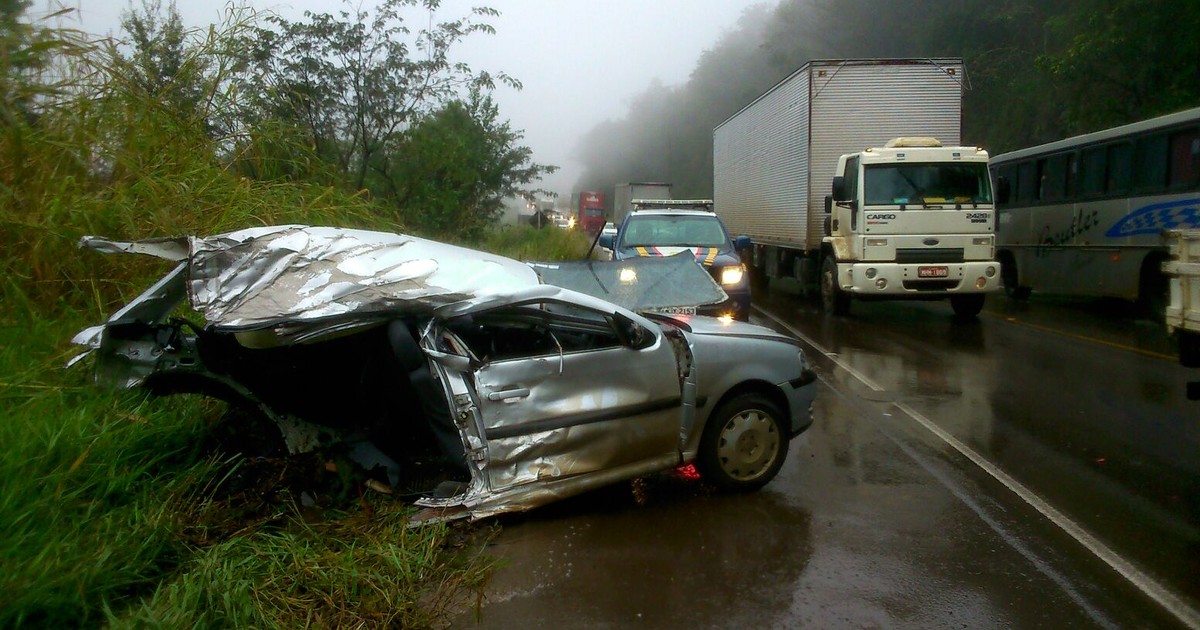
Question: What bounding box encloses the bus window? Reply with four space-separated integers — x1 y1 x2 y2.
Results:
1133 134 1168 192
1065 153 1078 200
1168 128 1200 189
1079 147 1106 197
1105 142 1132 194
1038 154 1069 202
1017 161 1037 204
996 164 1018 207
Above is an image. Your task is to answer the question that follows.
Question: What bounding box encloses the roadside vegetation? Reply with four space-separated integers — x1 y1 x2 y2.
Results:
0 0 584 626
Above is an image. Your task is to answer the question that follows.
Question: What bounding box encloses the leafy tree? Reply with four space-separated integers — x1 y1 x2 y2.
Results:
116 0 206 122
1038 0 1200 133
1 0 82 118
387 87 555 239
245 0 516 191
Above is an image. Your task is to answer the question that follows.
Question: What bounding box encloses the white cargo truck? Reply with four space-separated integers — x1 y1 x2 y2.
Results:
614 182 672 225
713 58 1001 316
1164 229 1200 399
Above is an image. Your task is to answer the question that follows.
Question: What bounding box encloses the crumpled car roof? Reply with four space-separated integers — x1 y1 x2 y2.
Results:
78 224 728 349
80 225 542 334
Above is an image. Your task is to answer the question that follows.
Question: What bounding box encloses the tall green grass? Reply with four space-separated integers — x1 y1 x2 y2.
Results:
1 11 526 628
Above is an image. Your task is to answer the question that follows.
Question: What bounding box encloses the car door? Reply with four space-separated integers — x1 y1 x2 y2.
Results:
432 298 684 493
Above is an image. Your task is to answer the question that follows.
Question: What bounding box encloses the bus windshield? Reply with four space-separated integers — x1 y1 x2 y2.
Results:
863 162 992 206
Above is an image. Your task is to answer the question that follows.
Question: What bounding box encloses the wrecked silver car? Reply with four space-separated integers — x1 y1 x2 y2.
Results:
70 226 817 521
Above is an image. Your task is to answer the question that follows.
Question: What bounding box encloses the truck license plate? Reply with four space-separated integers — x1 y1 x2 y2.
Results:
918 266 949 278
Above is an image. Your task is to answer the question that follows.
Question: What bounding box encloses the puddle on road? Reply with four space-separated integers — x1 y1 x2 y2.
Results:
465 469 815 627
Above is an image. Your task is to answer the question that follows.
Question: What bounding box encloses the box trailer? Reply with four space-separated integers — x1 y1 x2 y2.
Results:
614 182 672 225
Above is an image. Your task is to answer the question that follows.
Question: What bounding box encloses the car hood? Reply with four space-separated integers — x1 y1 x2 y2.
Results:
528 253 728 313
78 225 542 337
679 314 801 346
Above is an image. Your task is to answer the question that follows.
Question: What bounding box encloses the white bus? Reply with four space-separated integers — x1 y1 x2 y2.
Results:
990 107 1200 312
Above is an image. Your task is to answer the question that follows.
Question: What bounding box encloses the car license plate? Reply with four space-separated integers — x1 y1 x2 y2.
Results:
656 305 697 315
918 266 949 278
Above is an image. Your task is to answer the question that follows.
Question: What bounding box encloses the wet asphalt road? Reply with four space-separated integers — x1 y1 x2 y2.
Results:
453 281 1199 629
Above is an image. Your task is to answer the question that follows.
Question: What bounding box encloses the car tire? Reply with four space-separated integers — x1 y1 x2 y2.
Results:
820 256 850 315
696 394 788 492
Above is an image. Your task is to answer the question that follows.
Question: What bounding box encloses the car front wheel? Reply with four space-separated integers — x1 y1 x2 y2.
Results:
696 394 788 492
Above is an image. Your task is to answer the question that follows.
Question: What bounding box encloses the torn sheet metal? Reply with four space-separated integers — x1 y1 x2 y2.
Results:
527 253 727 313
81 225 541 341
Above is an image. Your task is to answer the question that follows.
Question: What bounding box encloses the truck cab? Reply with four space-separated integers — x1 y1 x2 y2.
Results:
823 137 1002 317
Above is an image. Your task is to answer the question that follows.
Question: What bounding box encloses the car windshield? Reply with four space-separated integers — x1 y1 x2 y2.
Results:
863 162 992 205
622 215 729 248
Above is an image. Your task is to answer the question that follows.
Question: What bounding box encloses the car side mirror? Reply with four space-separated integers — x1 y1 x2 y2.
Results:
613 312 655 350
599 234 614 250
735 235 751 250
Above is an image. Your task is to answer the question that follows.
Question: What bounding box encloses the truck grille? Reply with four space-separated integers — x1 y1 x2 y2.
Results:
895 248 964 264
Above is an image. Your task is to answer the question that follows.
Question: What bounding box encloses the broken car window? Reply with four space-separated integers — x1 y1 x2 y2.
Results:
444 301 622 362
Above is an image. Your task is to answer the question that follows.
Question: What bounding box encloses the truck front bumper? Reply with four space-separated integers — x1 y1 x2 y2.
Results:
837 261 1001 295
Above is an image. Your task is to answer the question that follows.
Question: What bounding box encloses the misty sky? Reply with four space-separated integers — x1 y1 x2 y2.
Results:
41 0 768 199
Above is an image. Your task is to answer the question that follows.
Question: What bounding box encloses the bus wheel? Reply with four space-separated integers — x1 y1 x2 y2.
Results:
1000 255 1030 300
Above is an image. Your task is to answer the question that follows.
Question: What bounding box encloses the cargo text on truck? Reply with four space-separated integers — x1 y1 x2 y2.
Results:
713 58 1001 317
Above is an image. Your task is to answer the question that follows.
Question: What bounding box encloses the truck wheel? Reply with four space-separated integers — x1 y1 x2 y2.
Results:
792 255 811 297
696 394 787 492
820 257 850 315
950 294 985 318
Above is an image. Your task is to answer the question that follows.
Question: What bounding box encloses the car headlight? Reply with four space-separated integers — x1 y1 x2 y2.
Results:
720 265 744 286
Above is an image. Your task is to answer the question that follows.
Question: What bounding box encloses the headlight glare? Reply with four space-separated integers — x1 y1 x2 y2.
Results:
720 265 745 286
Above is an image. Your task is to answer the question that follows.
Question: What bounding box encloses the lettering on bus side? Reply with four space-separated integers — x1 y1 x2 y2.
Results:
1041 209 1101 247
1105 198 1200 238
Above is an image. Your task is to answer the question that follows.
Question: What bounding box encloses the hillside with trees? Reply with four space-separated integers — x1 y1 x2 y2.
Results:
574 0 1200 199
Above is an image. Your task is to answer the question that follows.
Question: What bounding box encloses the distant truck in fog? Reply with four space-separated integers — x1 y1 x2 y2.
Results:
614 182 672 224
713 57 1000 317
576 191 606 234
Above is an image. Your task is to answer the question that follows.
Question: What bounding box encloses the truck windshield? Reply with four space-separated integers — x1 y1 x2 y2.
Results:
863 162 992 206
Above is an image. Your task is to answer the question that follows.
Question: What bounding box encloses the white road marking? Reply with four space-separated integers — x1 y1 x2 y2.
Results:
753 305 1200 629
